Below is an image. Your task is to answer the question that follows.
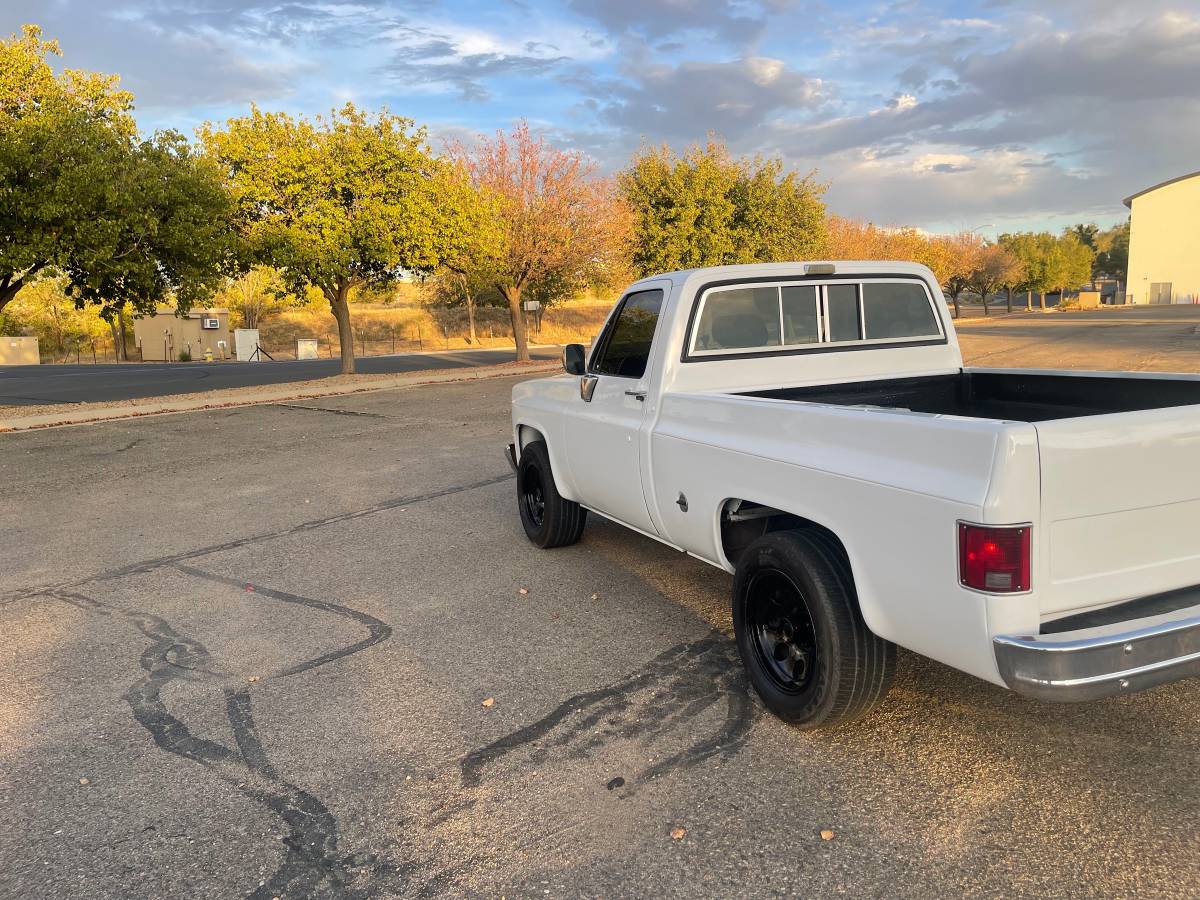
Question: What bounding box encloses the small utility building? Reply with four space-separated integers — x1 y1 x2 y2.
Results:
1124 171 1200 305
133 309 231 361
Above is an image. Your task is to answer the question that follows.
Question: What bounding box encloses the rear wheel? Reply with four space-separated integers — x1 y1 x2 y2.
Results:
517 441 586 548
733 530 895 727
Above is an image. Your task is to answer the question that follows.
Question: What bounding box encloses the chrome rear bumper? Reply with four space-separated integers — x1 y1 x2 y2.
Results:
994 608 1200 701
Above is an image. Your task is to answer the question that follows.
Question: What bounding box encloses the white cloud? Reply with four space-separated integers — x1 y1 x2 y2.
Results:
593 55 826 140
566 0 771 44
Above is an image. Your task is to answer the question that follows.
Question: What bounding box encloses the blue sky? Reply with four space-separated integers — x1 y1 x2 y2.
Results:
8 0 1200 234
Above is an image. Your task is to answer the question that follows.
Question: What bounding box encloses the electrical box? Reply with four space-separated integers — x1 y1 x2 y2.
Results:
234 329 260 361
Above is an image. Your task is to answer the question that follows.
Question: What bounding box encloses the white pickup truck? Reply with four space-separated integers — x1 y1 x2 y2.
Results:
507 261 1200 727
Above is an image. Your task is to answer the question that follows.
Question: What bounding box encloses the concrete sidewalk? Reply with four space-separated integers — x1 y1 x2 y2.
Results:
0 359 561 432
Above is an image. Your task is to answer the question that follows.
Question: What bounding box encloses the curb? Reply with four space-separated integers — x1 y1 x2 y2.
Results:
0 361 562 433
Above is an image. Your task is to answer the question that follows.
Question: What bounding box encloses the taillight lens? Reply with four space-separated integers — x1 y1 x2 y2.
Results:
958 523 1030 593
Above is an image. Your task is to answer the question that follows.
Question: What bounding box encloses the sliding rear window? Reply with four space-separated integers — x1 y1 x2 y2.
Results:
687 277 943 358
862 282 940 339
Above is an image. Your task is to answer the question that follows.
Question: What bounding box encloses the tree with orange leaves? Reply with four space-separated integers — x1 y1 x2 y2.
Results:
449 122 631 362
970 243 1024 316
824 217 955 283
936 231 986 318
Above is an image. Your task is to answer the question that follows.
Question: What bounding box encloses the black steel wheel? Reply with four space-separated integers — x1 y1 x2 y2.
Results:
521 465 546 529
733 529 896 728
516 440 587 548
746 570 817 695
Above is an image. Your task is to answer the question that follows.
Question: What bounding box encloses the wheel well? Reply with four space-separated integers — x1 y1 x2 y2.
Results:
720 499 850 570
517 424 545 451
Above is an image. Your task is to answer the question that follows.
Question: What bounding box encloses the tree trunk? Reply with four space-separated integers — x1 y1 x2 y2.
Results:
103 303 129 362
115 301 129 361
501 284 530 361
952 294 960 318
1026 290 1032 310
104 313 121 361
1038 291 1046 310
460 275 477 345
982 290 990 316
1006 287 1012 314
327 279 356 375
0 262 43 315
0 280 23 315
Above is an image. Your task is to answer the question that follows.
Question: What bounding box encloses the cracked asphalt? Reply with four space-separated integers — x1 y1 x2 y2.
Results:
3 311 1200 899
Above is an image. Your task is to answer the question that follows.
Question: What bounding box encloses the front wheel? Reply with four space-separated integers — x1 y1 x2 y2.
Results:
732 530 895 728
517 441 586 548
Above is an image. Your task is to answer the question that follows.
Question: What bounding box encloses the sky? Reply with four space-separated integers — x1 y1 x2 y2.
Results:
7 0 1200 235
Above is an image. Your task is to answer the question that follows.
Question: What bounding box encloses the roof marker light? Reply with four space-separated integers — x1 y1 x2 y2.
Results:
804 263 836 275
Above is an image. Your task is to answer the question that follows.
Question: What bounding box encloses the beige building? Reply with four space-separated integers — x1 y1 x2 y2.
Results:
1124 171 1200 305
133 308 231 361
0 335 39 365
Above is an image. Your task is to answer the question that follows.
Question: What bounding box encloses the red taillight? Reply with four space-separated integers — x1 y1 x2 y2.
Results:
958 523 1030 593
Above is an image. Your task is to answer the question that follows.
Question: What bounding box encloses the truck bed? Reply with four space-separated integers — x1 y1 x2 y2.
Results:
745 371 1200 423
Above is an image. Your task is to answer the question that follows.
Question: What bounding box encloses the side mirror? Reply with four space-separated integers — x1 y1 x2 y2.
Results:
563 343 586 376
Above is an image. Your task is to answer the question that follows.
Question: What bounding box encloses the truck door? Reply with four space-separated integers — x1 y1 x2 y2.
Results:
564 287 663 535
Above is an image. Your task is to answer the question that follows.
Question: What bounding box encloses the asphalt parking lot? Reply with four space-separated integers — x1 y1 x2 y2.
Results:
3 309 1200 898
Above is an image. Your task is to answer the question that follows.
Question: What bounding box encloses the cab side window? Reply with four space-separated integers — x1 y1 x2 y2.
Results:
591 289 664 378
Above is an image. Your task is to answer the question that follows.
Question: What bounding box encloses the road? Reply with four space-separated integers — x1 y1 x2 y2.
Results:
0 345 561 406
2 313 1199 898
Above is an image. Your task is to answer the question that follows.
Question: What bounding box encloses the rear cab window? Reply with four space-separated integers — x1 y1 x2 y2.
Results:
686 277 943 359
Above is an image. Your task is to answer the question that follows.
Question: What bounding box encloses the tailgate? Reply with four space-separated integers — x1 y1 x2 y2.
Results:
1037 406 1200 616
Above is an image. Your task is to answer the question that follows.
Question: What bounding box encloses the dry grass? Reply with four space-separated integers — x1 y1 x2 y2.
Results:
258 303 612 358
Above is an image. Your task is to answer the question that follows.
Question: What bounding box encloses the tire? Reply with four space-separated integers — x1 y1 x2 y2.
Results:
517 441 587 548
732 529 895 728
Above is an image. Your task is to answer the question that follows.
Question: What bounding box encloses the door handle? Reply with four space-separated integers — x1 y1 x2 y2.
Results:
624 390 646 401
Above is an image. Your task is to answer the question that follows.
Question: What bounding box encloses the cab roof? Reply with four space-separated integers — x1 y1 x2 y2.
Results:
626 261 940 294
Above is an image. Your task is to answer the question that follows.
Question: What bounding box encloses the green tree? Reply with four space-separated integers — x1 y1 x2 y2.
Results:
2 277 114 361
1070 223 1099 250
60 130 236 359
218 266 306 330
998 232 1094 308
1094 220 1130 281
992 244 1028 313
0 24 135 313
202 104 462 374
620 139 826 277
430 167 502 345
1046 231 1095 300
999 232 1052 308
425 267 504 342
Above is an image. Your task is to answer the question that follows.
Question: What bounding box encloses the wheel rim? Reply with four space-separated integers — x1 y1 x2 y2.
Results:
521 466 546 527
746 570 817 694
